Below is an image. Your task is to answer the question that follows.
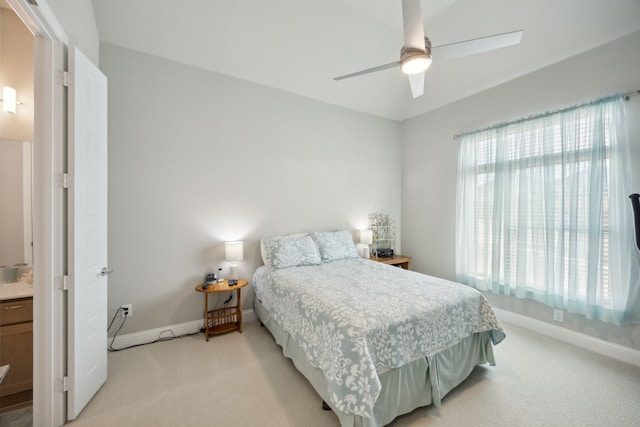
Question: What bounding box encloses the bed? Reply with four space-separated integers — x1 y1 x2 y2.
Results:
252 230 505 427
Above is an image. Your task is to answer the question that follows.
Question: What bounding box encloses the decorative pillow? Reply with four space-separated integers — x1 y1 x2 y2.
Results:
310 230 359 262
261 234 322 269
260 233 307 265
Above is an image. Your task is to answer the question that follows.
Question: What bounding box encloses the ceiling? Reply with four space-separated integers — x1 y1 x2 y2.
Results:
91 0 640 121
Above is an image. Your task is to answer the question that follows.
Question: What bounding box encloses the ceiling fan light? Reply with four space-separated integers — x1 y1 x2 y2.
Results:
401 54 431 75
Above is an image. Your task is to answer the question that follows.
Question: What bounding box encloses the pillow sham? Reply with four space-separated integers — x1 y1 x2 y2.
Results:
310 230 359 262
261 234 322 269
260 233 307 265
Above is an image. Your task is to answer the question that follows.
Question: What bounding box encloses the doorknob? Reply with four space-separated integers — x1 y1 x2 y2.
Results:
100 267 114 276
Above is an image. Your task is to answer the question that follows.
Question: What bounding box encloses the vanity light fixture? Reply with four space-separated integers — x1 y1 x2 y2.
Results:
2 87 17 114
225 241 244 285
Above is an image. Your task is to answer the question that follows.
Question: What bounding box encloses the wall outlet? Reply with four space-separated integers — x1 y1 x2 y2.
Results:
121 304 132 318
553 309 563 323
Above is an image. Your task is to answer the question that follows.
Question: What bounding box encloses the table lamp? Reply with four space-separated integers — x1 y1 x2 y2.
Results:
225 241 244 285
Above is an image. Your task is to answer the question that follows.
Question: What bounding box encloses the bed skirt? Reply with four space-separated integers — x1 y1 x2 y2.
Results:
254 297 496 427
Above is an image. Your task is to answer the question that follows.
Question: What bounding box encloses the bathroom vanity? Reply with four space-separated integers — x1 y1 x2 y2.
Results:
0 282 33 412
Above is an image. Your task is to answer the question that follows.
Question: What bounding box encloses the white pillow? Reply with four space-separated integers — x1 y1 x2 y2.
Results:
310 230 359 262
261 234 322 269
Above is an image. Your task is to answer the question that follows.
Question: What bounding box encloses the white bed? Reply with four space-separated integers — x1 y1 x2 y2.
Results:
253 231 504 427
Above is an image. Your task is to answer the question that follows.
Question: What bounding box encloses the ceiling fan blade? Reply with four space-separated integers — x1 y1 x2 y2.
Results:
431 30 524 62
408 72 425 98
333 60 400 81
423 0 463 25
402 0 426 50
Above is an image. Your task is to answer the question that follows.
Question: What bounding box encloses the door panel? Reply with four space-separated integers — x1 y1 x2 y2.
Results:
67 46 108 420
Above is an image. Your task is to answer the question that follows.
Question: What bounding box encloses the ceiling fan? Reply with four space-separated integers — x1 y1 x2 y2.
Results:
334 0 524 98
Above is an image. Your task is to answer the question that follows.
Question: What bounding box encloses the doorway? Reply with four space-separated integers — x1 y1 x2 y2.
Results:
3 0 67 425
0 2 35 419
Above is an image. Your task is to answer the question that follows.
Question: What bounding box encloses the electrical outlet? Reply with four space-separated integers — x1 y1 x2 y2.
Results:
553 309 563 323
121 304 132 318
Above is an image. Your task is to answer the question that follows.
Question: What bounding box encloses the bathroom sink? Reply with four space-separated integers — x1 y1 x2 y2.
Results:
0 281 33 300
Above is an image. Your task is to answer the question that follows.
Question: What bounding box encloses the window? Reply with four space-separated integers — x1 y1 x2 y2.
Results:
456 96 640 325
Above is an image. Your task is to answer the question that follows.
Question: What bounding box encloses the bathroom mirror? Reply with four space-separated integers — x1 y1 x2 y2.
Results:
0 138 33 268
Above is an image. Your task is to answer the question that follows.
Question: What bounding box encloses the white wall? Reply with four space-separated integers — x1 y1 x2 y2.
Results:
0 7 33 141
42 0 100 65
101 43 402 334
401 30 640 350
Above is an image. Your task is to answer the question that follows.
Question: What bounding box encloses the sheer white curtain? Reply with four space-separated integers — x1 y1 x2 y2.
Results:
456 96 640 325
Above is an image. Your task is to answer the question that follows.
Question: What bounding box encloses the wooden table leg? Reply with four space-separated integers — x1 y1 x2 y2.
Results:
204 292 209 341
238 287 243 333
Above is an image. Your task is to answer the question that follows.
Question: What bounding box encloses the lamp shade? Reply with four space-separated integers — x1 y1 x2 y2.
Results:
225 241 244 262
359 230 373 245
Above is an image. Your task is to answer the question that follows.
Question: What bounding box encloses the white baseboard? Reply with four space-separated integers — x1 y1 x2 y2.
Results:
494 308 640 368
107 309 257 350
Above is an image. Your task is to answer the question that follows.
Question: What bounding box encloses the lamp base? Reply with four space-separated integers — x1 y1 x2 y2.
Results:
229 264 239 283
360 245 370 259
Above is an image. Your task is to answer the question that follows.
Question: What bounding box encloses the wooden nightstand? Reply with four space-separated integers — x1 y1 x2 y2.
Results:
195 279 248 341
370 255 411 270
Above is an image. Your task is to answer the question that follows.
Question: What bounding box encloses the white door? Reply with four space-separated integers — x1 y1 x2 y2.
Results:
67 46 109 420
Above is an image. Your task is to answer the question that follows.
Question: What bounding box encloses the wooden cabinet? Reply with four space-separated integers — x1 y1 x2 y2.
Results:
0 297 33 412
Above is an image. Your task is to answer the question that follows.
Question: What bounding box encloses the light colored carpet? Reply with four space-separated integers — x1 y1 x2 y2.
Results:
66 319 640 427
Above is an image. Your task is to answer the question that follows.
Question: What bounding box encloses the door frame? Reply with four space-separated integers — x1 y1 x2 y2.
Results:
7 0 68 425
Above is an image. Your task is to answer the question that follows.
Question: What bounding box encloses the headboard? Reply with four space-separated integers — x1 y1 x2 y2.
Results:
630 194 640 250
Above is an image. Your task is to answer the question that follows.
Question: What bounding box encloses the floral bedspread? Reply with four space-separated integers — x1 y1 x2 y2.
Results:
252 257 505 419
